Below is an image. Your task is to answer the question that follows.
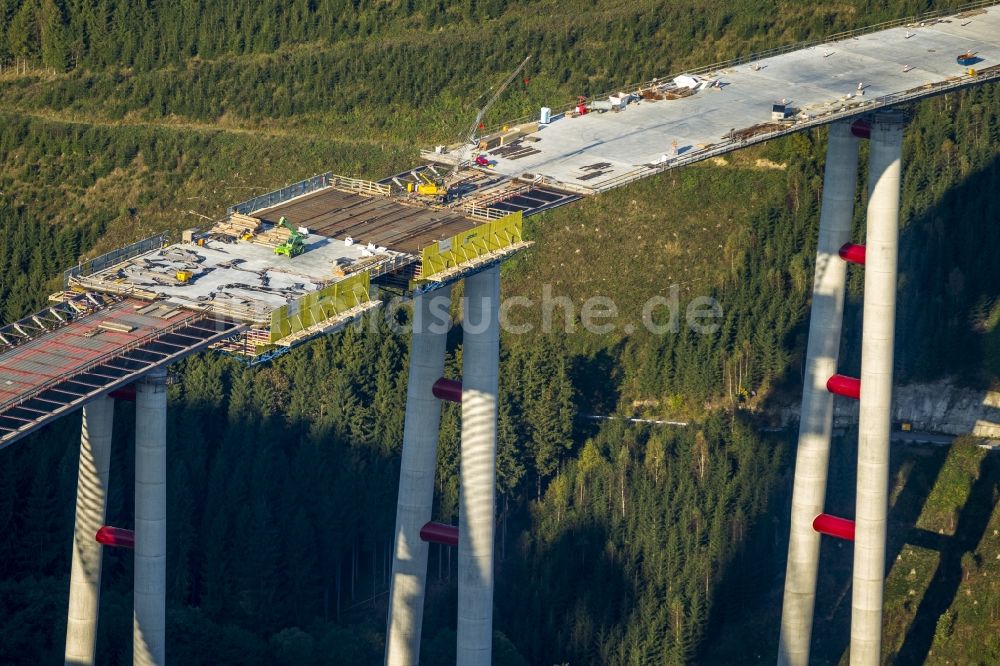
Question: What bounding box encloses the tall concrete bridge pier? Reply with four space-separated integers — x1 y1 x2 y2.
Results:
62 367 180 666
777 119 861 666
65 396 116 666
779 110 906 666
385 266 502 666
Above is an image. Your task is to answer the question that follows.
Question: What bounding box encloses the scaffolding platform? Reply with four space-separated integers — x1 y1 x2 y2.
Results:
71 233 402 324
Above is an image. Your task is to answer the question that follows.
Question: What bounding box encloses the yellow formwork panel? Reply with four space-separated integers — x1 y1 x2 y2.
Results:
420 211 523 278
269 272 371 343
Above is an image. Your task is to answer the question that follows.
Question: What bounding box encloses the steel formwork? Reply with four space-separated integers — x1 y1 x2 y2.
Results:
0 297 245 449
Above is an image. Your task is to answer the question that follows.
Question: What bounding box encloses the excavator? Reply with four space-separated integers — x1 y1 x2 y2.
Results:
273 217 305 258
407 170 450 201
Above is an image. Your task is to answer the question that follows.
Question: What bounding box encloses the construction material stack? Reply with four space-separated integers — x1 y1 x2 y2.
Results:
213 213 260 240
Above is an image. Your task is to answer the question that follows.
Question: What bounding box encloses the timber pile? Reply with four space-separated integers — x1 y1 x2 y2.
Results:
637 85 693 101
213 212 261 238
342 254 386 275
252 224 292 248
478 134 502 151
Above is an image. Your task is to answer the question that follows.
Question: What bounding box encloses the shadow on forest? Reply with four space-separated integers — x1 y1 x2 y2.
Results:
893 452 999 664
495 520 634 665
569 342 625 416
862 151 1000 386
703 430 792 664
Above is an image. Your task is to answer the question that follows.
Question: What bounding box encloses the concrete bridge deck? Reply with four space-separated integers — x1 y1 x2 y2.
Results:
428 4 1000 193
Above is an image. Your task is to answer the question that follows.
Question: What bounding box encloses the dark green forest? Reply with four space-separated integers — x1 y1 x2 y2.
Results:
0 0 978 75
1 0 1000 664
0 0 987 140
0 316 786 665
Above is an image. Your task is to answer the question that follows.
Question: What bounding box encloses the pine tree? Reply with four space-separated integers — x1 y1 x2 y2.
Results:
39 0 69 70
371 331 404 454
8 1 39 59
496 393 525 497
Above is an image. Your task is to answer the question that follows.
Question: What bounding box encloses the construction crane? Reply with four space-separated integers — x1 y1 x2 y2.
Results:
452 55 532 176
402 56 532 205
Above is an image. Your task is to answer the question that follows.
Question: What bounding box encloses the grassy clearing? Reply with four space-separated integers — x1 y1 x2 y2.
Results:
503 153 786 355
917 440 990 534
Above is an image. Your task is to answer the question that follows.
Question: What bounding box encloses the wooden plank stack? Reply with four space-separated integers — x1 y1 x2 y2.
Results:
251 224 292 248
212 213 261 239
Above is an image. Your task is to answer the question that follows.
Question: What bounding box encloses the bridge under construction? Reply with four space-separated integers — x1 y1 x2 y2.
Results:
1 3 999 665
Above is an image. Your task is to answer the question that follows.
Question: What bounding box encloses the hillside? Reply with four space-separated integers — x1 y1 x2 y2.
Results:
1 1 1000 664
1 0 981 143
502 85 1000 417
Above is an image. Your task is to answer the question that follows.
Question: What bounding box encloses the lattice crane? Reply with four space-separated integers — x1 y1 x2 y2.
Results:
451 55 532 177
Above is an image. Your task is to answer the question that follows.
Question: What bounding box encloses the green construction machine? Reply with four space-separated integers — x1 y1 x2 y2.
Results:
273 217 305 258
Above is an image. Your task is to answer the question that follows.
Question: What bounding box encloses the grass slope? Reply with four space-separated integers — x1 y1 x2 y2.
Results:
502 154 787 354
882 440 1000 664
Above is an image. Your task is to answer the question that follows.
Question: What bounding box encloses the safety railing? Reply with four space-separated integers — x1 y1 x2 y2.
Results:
464 204 511 222
227 172 334 215
63 234 167 286
477 0 998 138
329 174 394 197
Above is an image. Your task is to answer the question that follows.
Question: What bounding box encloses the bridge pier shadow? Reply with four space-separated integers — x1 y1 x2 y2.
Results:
892 449 999 664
